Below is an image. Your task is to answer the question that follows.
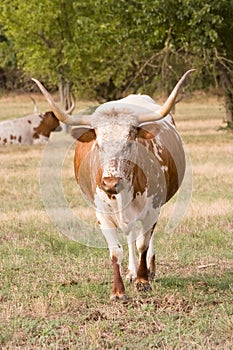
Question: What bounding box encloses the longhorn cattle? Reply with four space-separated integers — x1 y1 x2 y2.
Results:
0 95 76 145
33 69 194 300
0 110 62 145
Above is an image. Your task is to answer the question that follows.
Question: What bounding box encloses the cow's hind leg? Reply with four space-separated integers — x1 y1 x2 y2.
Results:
134 225 155 292
146 229 156 281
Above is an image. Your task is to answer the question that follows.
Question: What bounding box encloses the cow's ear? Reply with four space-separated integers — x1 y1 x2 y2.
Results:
137 123 160 139
71 127 96 142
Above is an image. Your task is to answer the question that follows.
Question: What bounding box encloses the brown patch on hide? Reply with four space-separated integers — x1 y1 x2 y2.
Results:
136 125 180 203
74 137 100 203
33 111 60 139
132 164 147 198
159 145 179 202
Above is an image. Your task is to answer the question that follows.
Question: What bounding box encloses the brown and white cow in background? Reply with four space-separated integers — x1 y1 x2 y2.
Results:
33 69 194 300
0 110 61 145
0 97 72 145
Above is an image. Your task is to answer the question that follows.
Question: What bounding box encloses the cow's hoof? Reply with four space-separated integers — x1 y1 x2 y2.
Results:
110 293 128 302
135 279 152 292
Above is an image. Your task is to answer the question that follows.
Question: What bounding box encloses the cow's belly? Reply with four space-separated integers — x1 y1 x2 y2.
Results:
0 126 32 145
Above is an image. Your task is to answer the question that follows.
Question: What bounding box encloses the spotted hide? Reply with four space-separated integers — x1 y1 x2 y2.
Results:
0 111 60 145
33 69 195 300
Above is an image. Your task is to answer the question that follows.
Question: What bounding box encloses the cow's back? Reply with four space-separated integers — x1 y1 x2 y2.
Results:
0 117 34 145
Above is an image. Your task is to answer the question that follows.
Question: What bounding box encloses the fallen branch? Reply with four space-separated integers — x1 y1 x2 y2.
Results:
198 263 217 269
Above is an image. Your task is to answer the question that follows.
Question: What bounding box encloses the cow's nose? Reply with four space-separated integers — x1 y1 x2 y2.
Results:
101 176 122 195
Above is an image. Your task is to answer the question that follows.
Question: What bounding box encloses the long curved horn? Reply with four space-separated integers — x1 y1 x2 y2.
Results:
32 78 92 126
159 69 195 117
29 96 38 114
138 69 195 123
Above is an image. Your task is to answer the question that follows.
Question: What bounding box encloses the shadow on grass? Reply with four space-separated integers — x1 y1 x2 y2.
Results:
155 272 233 292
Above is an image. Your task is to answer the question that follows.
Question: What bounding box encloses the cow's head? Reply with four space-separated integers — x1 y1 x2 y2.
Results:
32 70 194 194
71 107 160 196
33 111 61 139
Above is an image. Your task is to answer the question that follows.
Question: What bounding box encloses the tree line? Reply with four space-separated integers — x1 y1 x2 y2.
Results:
0 0 232 124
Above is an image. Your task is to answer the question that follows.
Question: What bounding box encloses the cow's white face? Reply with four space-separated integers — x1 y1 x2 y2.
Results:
93 110 138 182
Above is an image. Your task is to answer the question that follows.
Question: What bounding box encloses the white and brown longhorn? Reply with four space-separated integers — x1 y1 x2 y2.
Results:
0 95 76 145
33 69 194 300
0 111 61 145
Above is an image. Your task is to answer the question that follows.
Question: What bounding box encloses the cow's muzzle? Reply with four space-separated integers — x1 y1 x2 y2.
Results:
100 176 123 195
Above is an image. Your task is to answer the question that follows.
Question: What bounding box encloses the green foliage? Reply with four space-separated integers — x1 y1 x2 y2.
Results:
0 0 232 99
0 0 76 86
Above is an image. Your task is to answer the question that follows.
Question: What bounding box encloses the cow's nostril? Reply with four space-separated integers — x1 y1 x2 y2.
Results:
101 176 122 194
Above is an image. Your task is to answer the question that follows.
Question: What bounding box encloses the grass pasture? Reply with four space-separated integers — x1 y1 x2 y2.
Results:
0 94 233 349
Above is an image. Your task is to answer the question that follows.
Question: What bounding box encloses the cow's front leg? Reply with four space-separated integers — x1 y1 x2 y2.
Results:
111 251 126 301
97 216 126 301
135 225 155 292
126 231 138 282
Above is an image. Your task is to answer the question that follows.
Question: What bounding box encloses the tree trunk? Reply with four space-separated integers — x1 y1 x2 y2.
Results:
59 77 73 132
218 63 233 127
